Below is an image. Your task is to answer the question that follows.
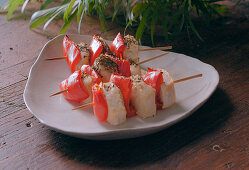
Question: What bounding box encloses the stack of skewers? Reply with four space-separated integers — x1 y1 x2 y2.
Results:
49 33 202 125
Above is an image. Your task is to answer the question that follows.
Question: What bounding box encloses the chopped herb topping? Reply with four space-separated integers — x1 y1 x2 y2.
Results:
103 82 115 92
92 54 118 73
95 35 114 55
77 43 90 58
124 35 138 49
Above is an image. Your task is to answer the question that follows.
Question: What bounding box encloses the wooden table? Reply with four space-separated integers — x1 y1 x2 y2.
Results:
0 7 248 169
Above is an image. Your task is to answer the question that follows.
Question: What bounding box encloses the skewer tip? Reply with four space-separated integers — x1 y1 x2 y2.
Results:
72 103 93 110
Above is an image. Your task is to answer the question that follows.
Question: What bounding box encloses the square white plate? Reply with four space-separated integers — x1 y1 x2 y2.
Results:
23 34 219 140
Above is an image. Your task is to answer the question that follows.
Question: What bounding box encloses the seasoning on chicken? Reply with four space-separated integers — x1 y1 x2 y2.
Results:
103 82 127 125
76 42 90 68
128 59 141 76
92 54 118 82
155 68 176 109
130 75 157 119
123 35 139 62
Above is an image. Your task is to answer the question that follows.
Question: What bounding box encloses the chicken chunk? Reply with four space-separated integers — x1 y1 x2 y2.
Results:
103 82 127 125
92 54 118 82
155 68 176 109
123 35 139 62
75 42 90 70
130 75 156 119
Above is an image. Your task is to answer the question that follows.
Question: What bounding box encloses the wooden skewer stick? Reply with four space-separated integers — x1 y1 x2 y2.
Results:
72 74 203 110
139 46 172 52
137 52 169 65
50 89 68 97
72 103 94 110
174 74 202 84
46 57 66 61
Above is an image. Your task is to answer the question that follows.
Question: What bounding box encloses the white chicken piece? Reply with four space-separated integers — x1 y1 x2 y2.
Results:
123 35 139 62
92 54 118 82
130 61 141 76
130 75 157 119
103 82 127 125
75 43 90 71
80 73 94 104
155 68 176 109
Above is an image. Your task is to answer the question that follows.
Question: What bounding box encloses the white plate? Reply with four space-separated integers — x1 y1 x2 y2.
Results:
23 34 219 140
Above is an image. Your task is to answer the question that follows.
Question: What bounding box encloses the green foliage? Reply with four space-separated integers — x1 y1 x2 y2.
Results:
2 0 226 42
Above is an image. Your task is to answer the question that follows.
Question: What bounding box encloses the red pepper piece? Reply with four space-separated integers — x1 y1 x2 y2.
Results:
80 65 102 84
110 74 136 117
89 35 103 66
142 69 164 108
110 33 125 58
63 36 82 73
59 70 89 102
92 84 108 122
105 54 131 77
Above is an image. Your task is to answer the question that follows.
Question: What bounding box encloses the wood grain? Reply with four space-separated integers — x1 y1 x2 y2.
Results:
0 6 248 169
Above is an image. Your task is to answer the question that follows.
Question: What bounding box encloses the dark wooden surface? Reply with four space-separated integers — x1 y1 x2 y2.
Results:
0 4 248 169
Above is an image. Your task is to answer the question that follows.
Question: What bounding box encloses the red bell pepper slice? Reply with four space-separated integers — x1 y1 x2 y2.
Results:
59 70 89 102
63 35 82 73
80 65 102 84
89 35 104 66
92 84 108 122
110 74 136 117
142 69 164 108
110 33 125 58
106 54 131 77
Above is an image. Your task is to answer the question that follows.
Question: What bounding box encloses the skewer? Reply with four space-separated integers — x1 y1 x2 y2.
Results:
137 52 169 65
72 103 93 110
139 46 172 52
50 89 68 97
46 56 66 61
71 73 203 110
173 74 202 83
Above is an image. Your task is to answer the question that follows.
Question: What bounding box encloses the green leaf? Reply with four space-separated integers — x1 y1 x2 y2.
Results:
59 10 77 35
21 0 29 13
124 19 136 35
30 6 64 23
150 7 158 47
77 1 83 23
132 3 143 14
63 0 76 22
136 6 150 42
43 10 61 32
30 13 53 28
40 0 54 10
112 0 122 21
97 5 107 32
187 13 203 41
78 8 84 33
162 10 169 42
7 0 24 20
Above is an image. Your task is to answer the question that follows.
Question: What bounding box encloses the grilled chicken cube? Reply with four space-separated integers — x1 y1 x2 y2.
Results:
130 75 156 119
80 73 94 104
155 68 176 109
123 35 139 62
75 43 90 71
130 62 141 76
103 82 127 125
92 54 118 82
